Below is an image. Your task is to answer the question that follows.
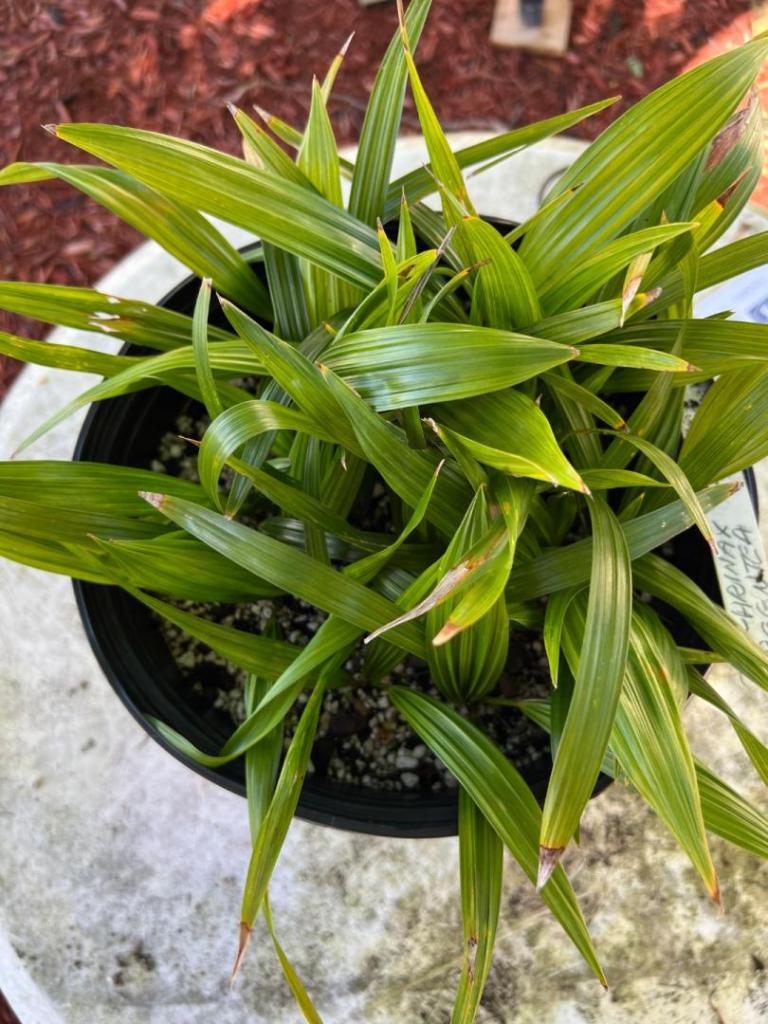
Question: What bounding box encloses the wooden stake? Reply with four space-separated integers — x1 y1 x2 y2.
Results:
490 0 573 56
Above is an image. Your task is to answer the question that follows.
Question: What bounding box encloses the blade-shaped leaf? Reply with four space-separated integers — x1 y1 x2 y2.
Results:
0 281 232 350
349 0 432 226
451 789 502 1024
140 491 427 657
521 37 768 282
434 390 587 493
389 686 606 986
539 500 632 877
0 162 268 316
323 323 577 409
53 123 384 290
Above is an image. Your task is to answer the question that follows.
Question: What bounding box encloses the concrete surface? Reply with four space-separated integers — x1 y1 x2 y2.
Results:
1 135 767 1023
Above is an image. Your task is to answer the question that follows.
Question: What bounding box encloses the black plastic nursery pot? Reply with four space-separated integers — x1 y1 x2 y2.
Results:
72 234 759 839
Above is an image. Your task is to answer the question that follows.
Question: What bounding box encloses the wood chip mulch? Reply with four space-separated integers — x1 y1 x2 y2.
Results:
1 0 765 398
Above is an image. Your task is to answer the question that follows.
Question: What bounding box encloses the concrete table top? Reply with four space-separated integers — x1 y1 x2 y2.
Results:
1 135 767 1024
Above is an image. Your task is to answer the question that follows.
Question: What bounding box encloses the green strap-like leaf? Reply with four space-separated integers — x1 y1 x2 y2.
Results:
457 216 541 329
324 323 577 409
0 162 269 316
680 365 768 489
0 281 232 351
434 390 587 493
0 329 137 378
140 492 427 657
389 687 606 986
687 668 768 786
53 123 384 290
238 678 325 932
507 484 734 602
539 223 695 315
634 553 768 693
451 789 502 1024
575 603 718 900
694 761 768 858
191 279 224 420
540 500 631 870
349 0 432 225
521 36 768 282
382 98 619 220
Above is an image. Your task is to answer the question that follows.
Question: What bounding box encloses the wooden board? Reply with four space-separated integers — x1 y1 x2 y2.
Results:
490 0 573 56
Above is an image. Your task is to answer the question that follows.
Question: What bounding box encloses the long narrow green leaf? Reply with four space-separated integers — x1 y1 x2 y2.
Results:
521 37 768 281
0 329 137 377
507 483 735 602
349 0 431 225
694 761 768 858
236 679 325 965
457 216 541 329
191 279 223 420
539 500 631 880
0 281 232 351
435 390 587 493
389 687 606 985
647 230 768 317
568 603 718 899
687 668 768 786
517 698 768 861
140 492 427 657
680 365 768 489
0 162 268 315
540 223 695 315
320 365 471 535
324 323 577 409
119 586 297 681
382 98 620 220
53 123 383 290
634 553 768 693
451 789 502 1024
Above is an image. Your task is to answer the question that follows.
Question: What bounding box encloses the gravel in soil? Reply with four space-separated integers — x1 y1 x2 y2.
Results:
157 594 552 794
150 415 551 793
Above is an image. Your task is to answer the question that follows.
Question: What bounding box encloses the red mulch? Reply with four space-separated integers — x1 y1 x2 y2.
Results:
0 0 765 404
0 992 20 1024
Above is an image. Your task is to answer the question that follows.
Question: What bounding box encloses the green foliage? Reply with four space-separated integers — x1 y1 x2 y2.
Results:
1 5 767 1017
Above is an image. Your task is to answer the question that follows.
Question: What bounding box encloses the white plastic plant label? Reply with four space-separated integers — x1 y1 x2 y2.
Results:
707 474 768 652
692 266 768 649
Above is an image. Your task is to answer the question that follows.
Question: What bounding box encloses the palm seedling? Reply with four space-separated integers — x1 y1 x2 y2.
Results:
1 1 768 1018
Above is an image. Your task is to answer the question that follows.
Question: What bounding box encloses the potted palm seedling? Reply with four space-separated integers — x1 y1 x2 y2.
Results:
1 0 768 1017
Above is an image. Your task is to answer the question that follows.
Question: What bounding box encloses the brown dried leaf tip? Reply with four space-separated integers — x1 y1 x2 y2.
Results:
536 844 564 890
138 490 167 510
230 922 252 985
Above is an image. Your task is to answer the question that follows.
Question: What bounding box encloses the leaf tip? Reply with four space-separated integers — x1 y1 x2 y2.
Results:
230 922 252 985
536 845 563 890
41 123 58 136
432 621 461 646
710 876 724 912
138 490 167 510
340 31 355 57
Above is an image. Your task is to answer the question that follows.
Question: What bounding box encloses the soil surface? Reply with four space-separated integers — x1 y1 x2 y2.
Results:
150 414 552 794
1 0 766 397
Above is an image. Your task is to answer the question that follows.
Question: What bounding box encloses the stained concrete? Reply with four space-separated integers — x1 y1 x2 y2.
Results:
1 136 767 1023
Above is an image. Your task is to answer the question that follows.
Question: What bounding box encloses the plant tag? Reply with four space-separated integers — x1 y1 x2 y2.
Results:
707 474 768 652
